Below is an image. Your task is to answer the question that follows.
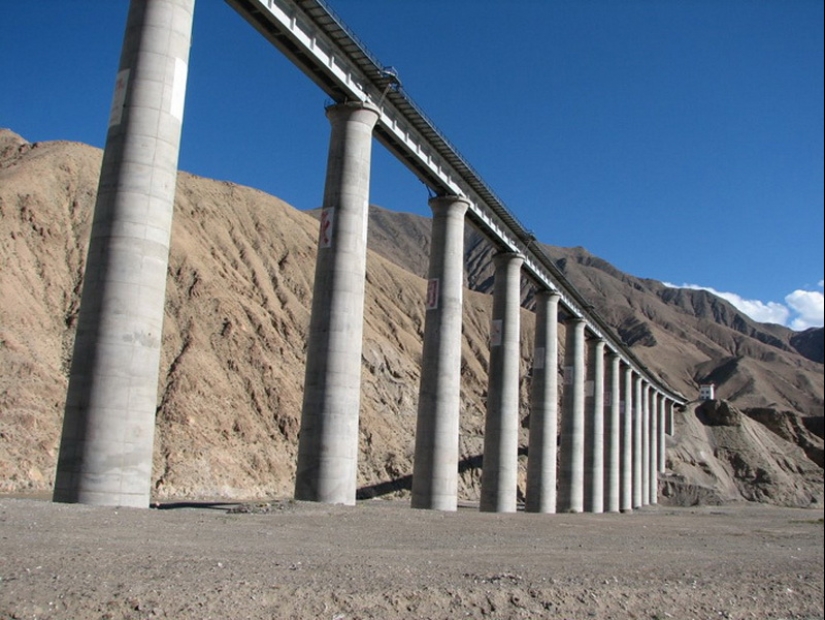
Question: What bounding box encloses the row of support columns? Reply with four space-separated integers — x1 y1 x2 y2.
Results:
52 0 677 510
285 101 678 513
287 99 679 512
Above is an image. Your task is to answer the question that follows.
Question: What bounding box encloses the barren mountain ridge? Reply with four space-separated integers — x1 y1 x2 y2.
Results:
0 129 822 507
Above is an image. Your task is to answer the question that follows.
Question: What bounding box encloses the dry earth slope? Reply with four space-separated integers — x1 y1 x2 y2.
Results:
0 128 822 506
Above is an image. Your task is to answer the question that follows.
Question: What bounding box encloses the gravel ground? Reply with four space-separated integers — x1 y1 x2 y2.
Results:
0 497 822 620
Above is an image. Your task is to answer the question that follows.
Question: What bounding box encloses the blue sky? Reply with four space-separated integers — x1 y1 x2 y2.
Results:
2 1 822 330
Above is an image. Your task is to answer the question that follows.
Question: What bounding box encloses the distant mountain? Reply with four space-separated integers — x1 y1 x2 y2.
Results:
1 128 821 506
791 327 825 364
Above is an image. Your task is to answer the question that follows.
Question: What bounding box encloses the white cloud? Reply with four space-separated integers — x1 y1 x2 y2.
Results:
663 281 825 330
677 283 790 325
785 283 824 331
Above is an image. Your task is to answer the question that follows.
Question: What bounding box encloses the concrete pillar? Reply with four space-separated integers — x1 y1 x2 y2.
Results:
584 337 605 513
649 390 659 505
480 253 523 513
665 399 674 436
53 0 195 508
658 394 667 473
604 351 621 513
632 375 643 509
525 290 560 513
641 383 650 506
670 399 678 436
411 195 469 511
620 365 634 513
558 317 586 513
294 101 380 505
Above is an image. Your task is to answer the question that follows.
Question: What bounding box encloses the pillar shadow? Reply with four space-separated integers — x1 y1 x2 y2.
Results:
355 447 529 500
152 501 239 511
356 475 412 499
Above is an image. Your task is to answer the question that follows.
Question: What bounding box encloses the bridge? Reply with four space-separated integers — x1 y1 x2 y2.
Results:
53 0 687 513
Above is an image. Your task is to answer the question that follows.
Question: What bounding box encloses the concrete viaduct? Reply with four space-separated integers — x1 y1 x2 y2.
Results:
53 0 687 512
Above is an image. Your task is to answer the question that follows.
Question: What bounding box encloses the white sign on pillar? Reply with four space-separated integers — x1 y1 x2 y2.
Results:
533 347 545 370
171 58 188 123
426 278 439 310
362 198 369 243
490 319 503 347
108 69 130 127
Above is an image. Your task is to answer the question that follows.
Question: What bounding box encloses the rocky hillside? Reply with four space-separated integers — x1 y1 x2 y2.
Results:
663 400 823 507
358 210 823 417
447 233 823 416
0 128 822 506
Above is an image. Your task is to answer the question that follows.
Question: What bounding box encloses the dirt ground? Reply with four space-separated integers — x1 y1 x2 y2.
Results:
0 497 822 620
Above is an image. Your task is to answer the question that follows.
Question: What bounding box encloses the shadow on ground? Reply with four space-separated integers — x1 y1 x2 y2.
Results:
356 447 528 499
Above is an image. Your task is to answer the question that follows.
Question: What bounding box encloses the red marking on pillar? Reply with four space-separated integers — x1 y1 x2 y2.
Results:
319 207 335 248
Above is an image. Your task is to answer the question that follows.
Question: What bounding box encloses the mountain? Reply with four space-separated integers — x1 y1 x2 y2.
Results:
0 128 822 506
791 327 825 364
448 237 823 414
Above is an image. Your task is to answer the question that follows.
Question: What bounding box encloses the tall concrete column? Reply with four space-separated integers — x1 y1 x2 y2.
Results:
584 338 605 513
665 399 675 436
641 382 650 506
558 317 586 513
620 365 634 513
649 390 659 505
658 394 667 473
525 290 560 513
411 195 469 511
480 253 523 512
604 351 621 513
53 0 195 508
632 375 644 509
294 101 380 505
